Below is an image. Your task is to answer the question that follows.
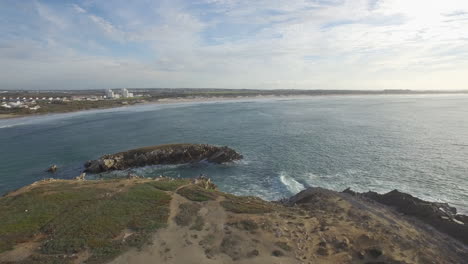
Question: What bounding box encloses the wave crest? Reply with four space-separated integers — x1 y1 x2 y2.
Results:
279 171 305 194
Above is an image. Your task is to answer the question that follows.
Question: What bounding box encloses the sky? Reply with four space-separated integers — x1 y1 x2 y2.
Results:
0 0 467 90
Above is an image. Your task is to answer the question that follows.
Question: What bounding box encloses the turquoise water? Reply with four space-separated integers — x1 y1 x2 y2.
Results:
1 95 467 213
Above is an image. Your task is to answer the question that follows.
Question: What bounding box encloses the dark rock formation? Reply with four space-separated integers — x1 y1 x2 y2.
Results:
192 175 217 190
84 143 243 173
284 187 468 263
342 188 468 245
46 164 58 173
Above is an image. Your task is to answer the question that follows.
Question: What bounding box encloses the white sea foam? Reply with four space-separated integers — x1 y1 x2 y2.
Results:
0 119 27 129
232 158 250 165
0 124 22 129
279 171 305 194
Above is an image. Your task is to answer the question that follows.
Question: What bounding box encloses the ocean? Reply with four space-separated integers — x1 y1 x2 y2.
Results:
1 95 467 213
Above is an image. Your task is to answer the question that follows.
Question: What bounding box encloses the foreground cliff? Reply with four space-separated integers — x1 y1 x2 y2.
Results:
84 144 243 173
343 188 468 245
0 177 467 264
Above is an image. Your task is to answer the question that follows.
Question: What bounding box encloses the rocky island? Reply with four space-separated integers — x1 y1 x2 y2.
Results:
84 144 243 173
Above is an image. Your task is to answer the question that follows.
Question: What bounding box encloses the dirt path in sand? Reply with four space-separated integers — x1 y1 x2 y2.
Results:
109 190 301 264
110 192 229 264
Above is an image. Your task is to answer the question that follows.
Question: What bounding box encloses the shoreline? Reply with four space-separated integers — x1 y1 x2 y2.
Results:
0 94 314 120
0 141 467 262
0 95 271 120
2 92 468 120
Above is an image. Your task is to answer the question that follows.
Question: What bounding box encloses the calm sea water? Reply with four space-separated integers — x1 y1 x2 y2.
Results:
1 95 467 213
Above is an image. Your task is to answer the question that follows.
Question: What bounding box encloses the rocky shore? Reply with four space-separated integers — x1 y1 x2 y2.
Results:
84 144 243 173
342 188 468 245
0 177 467 264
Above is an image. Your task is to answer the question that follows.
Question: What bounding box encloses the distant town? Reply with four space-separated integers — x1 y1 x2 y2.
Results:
1 88 467 119
1 88 138 111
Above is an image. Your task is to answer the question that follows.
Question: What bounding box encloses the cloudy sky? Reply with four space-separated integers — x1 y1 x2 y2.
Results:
1 0 467 90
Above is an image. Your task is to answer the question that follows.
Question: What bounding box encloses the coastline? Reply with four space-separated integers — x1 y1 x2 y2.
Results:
0 141 467 262
0 96 257 120
0 95 300 120
2 92 468 120
0 114 19 120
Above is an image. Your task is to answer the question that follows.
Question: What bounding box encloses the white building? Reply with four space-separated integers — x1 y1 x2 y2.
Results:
30 105 41 111
121 88 133 98
1 103 11 109
6 101 25 108
105 89 115 99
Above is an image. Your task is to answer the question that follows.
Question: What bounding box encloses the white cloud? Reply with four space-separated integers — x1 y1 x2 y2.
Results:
0 0 467 90
34 1 67 29
72 4 86 14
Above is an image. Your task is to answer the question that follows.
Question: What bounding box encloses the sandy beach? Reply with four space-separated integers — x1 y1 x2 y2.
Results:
0 95 295 120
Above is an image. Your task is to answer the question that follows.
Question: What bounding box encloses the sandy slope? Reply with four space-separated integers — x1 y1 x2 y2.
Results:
111 191 300 264
111 186 468 264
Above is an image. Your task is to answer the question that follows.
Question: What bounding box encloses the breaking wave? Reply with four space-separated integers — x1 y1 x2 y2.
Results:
279 171 305 194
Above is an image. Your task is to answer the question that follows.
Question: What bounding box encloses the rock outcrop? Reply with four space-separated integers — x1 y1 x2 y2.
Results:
46 164 58 173
84 144 243 173
342 188 468 245
192 174 217 190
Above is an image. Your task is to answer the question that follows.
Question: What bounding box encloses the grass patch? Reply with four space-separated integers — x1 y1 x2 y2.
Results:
190 216 205 231
146 178 191 191
0 99 146 117
221 194 273 214
229 219 259 232
16 254 75 264
0 180 171 263
124 232 153 250
175 203 201 227
176 185 218 202
0 181 104 253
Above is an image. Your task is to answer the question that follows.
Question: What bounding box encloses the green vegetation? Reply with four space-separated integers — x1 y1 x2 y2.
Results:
0 180 171 263
176 185 218 202
221 194 273 214
0 99 145 117
190 216 205 231
228 219 259 232
174 203 201 227
16 254 75 264
0 177 277 263
146 178 191 191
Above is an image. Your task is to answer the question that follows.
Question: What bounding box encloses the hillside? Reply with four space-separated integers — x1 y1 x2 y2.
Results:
0 177 466 264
